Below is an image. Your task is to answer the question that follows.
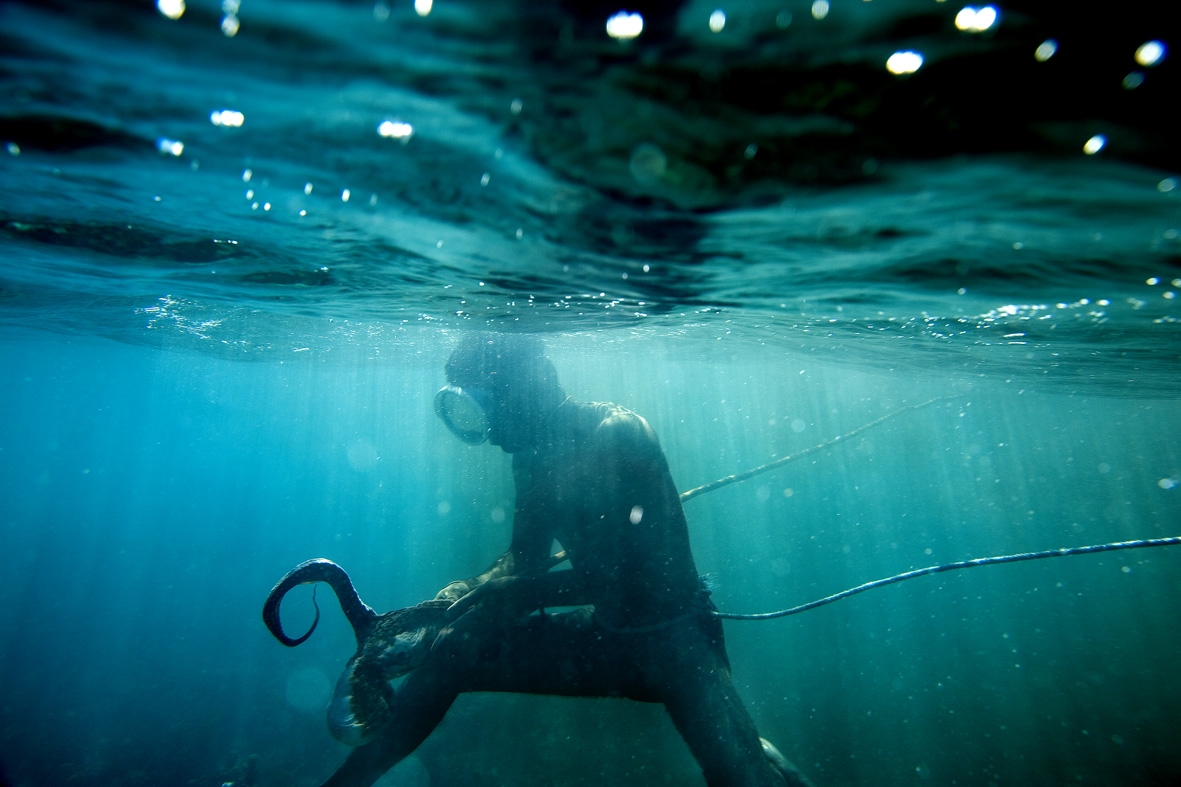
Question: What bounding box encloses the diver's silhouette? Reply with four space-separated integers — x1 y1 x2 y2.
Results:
321 333 813 787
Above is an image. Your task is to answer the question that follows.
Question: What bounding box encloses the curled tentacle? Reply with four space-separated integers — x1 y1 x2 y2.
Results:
262 558 377 647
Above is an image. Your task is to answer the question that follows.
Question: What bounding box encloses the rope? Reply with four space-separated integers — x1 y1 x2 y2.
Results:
714 536 1181 620
679 397 950 503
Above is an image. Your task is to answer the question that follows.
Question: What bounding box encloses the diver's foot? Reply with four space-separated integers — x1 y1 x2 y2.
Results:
760 738 817 787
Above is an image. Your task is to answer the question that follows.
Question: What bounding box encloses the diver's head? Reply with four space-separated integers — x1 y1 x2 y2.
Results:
436 333 566 452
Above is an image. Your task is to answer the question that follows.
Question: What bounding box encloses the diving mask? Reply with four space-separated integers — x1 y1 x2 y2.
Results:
434 385 492 445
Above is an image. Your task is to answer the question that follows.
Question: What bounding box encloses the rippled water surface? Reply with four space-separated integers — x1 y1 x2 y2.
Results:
1 1 1179 786
3 0 1180 390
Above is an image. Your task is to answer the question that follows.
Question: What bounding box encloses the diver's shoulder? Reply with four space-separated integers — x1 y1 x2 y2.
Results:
584 401 659 450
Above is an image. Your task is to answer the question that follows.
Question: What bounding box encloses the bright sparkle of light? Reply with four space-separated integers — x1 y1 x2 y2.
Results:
955 5 997 32
210 109 244 127
812 0 829 20
1158 178 1176 193
886 51 923 75
377 120 413 139
157 138 184 156
221 14 240 36
606 11 644 39
1135 40 1165 67
342 189 351 202
1083 135 1106 155
1034 39 1057 61
157 0 185 19
709 9 726 32
414 0 432 16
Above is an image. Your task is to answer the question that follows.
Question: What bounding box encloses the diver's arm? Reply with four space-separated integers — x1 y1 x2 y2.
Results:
444 565 591 625
438 512 582 628
433 545 536 601
435 461 555 601
434 521 555 602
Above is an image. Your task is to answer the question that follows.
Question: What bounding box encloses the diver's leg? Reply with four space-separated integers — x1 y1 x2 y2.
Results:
320 610 647 787
640 617 801 787
461 608 651 698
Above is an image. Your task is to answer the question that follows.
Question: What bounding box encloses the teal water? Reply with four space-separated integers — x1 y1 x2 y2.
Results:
1 1 1180 785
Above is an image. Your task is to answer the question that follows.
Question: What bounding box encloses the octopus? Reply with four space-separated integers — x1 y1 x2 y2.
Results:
263 559 451 746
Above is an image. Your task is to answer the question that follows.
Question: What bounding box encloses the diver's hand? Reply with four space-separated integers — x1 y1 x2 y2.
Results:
432 577 532 654
434 580 472 603
445 576 526 619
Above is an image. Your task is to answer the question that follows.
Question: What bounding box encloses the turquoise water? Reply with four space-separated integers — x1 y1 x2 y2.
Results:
1 1 1179 786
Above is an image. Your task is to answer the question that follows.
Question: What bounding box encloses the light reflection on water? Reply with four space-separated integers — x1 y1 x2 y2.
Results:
0 0 1178 391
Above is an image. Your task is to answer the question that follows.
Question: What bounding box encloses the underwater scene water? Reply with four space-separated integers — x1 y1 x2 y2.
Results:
1 1 1179 785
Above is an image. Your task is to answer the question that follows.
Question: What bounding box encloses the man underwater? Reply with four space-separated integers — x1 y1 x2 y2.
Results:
322 334 813 787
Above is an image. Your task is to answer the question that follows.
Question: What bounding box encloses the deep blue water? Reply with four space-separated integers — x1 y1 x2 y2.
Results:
1 1 1180 786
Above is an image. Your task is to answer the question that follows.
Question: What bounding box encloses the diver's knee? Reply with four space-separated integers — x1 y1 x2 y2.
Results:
760 738 817 787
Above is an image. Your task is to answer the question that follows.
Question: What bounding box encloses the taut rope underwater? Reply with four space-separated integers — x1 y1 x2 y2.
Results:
671 397 1181 621
678 396 949 503
713 536 1181 620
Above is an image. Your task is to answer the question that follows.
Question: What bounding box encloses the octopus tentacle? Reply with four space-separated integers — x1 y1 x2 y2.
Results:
263 558 377 647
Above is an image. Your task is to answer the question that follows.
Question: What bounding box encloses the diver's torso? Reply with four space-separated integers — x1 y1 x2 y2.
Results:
514 401 703 629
